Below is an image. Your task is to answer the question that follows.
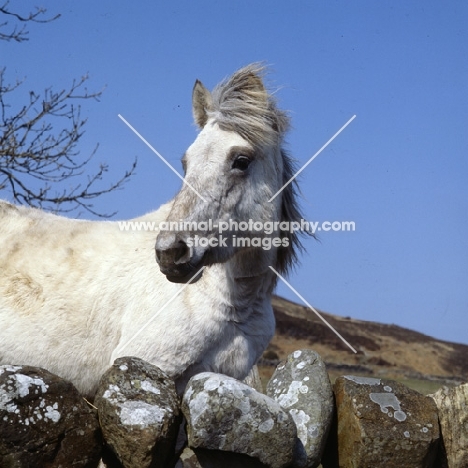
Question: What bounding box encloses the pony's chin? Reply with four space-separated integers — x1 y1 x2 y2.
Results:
164 269 204 284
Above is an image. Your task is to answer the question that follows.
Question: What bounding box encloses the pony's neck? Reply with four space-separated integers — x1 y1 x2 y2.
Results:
224 248 278 307
199 261 275 325
201 248 277 302
230 247 276 279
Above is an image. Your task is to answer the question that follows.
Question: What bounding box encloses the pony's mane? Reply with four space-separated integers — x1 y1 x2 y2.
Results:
276 150 306 276
209 63 307 276
208 63 289 148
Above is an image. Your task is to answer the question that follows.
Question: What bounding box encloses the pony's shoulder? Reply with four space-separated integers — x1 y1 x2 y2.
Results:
0 200 59 221
131 200 174 223
0 200 21 216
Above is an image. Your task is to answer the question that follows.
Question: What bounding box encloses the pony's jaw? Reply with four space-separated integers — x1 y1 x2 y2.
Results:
164 269 204 284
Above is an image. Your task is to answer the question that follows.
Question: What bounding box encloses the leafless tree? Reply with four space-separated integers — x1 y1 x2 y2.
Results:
0 2 136 216
0 1 60 42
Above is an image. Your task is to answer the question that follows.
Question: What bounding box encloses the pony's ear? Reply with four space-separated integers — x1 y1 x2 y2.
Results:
192 80 213 129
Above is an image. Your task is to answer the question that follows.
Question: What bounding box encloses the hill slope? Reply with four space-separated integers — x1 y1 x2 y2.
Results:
259 296 468 387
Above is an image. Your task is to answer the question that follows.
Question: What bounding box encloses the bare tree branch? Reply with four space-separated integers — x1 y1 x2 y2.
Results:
0 6 137 217
0 1 60 42
0 69 137 217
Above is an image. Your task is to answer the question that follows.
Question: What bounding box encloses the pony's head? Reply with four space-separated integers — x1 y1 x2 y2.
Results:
155 64 304 283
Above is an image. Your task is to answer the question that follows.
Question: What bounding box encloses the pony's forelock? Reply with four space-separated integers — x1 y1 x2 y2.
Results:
208 63 290 148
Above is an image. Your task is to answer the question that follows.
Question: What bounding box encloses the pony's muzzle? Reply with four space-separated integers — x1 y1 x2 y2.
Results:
155 234 203 284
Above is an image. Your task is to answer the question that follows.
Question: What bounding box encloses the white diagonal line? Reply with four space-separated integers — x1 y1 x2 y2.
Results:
118 114 207 202
269 114 357 202
114 266 206 355
269 266 357 353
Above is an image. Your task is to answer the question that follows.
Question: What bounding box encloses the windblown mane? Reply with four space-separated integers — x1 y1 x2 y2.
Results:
208 63 289 147
276 150 306 276
209 63 307 276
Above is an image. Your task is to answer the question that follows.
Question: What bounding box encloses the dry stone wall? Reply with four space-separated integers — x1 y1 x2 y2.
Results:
1 353 467 467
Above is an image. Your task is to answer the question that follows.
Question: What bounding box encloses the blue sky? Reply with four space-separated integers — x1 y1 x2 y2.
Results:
2 1 467 345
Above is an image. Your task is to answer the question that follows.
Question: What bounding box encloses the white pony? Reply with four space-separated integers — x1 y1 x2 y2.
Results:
0 64 304 396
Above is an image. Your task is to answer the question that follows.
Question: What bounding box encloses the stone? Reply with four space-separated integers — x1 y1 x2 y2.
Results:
430 383 468 468
94 357 181 468
0 364 101 467
266 349 334 467
182 372 296 468
333 375 440 468
243 364 263 393
175 446 268 467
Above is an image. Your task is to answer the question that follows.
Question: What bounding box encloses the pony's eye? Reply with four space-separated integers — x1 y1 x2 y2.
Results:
232 155 251 171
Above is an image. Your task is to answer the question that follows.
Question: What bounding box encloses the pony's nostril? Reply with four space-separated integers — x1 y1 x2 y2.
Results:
174 240 191 265
155 247 170 265
155 240 192 267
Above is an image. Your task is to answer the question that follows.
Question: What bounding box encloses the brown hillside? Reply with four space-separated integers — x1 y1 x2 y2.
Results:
259 296 468 386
